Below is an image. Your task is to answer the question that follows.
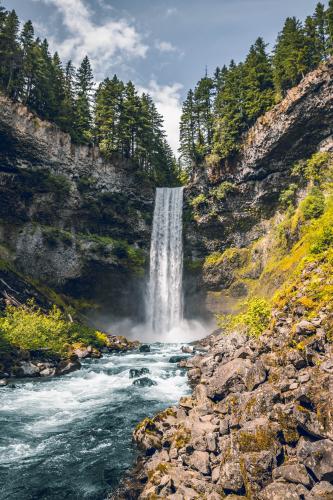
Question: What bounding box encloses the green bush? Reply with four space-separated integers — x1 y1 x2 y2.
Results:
292 152 331 183
190 193 207 208
0 303 107 355
216 297 271 337
300 188 325 220
311 226 333 254
279 183 298 209
212 181 237 201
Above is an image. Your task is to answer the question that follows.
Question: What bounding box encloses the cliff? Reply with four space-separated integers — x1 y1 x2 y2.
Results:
184 60 333 318
0 94 155 322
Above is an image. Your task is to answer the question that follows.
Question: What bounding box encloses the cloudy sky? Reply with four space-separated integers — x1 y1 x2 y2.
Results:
6 0 322 152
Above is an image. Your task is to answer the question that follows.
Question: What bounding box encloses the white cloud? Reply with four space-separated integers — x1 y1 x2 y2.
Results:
138 80 183 155
35 0 148 76
155 40 177 53
166 7 177 16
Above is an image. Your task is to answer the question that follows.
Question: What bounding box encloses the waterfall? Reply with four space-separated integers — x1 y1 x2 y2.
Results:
147 187 184 335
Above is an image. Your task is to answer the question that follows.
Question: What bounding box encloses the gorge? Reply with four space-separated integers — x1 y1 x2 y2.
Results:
1 1 333 499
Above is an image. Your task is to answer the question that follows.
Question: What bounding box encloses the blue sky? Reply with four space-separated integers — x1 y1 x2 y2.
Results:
5 0 323 151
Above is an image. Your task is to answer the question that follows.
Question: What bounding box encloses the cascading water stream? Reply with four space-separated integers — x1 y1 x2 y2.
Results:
147 187 184 335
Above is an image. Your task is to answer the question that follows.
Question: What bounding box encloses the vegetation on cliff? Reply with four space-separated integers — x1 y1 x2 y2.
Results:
179 1 333 172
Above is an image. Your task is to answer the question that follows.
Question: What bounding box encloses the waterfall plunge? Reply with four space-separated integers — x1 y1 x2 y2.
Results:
147 187 184 335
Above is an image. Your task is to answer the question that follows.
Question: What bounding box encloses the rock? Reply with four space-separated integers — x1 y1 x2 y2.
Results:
219 461 244 492
189 450 210 475
129 368 150 379
56 359 81 376
13 361 40 377
182 345 194 354
207 358 252 401
244 360 267 391
0 379 8 386
272 463 311 487
73 347 91 359
139 345 151 353
132 377 157 388
260 480 309 499
307 481 333 498
40 367 56 377
297 438 333 481
295 320 317 335
169 355 188 363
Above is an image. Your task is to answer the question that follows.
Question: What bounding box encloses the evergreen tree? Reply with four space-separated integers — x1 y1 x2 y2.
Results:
60 61 77 136
313 3 328 59
179 89 197 169
273 17 309 96
75 55 94 143
0 9 21 98
326 0 333 53
193 75 215 156
243 37 275 125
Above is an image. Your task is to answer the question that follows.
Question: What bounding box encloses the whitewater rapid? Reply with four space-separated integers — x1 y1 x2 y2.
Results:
0 345 190 499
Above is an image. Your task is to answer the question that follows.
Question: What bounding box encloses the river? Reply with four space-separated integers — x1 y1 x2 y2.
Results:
0 344 190 500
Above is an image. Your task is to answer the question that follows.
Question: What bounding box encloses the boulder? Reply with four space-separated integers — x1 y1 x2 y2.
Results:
297 438 333 481
182 345 195 354
259 481 309 499
129 368 150 379
244 360 267 391
139 345 151 353
272 463 311 487
219 461 244 492
207 358 252 401
169 355 188 363
307 481 333 498
189 450 210 475
132 377 157 388
56 358 81 376
295 320 317 335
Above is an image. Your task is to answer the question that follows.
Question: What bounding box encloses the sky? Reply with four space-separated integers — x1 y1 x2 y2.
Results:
5 0 324 152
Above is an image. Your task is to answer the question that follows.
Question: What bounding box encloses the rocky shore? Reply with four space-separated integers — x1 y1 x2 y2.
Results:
116 262 333 499
0 335 139 385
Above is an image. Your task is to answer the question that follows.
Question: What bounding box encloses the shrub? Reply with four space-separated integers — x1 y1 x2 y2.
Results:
300 188 325 220
311 226 333 254
212 181 237 201
190 193 207 208
279 183 298 209
0 303 107 355
216 297 271 337
292 152 331 183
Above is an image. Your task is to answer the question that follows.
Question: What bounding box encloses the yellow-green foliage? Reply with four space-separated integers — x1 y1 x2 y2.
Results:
300 187 325 220
212 181 237 201
292 152 331 182
217 297 271 337
204 247 249 269
0 303 108 355
279 183 298 209
190 193 207 208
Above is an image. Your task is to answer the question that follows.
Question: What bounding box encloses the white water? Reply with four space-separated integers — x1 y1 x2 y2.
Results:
147 187 184 335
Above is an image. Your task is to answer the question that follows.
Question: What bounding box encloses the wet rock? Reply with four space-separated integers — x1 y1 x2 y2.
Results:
129 368 150 379
0 379 8 386
169 355 188 363
132 377 157 387
12 361 40 377
297 438 333 481
139 344 151 353
181 345 195 354
56 358 81 376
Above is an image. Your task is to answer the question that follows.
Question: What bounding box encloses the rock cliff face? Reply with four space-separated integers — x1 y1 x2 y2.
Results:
184 60 333 318
0 94 154 321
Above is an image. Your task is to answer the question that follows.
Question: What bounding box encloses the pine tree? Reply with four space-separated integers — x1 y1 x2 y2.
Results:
75 55 94 143
273 17 309 96
327 0 333 53
304 16 320 70
243 37 275 125
0 9 22 98
20 20 35 104
193 75 215 157
179 89 197 170
313 3 328 59
60 61 77 137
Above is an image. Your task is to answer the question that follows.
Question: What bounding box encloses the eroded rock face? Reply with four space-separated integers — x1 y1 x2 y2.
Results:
0 93 154 320
184 60 333 317
118 262 333 499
